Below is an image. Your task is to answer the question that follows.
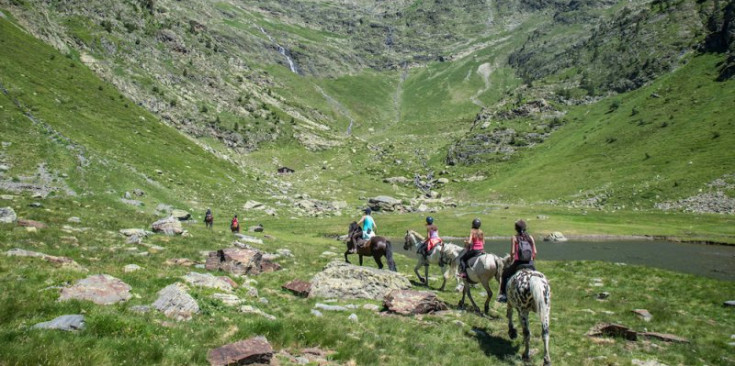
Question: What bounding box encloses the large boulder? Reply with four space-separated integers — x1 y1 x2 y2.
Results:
383 289 448 315
282 279 311 297
368 196 401 212
152 283 199 321
32 314 85 331
0 207 17 224
309 261 411 300
207 336 273 366
205 248 281 276
182 272 237 292
171 209 191 221
59 274 132 305
544 232 568 242
151 216 183 235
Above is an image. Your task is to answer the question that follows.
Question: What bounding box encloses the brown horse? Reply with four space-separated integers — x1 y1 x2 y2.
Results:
344 222 397 271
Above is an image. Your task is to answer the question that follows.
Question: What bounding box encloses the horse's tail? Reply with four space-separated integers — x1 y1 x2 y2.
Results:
530 274 551 329
385 240 397 272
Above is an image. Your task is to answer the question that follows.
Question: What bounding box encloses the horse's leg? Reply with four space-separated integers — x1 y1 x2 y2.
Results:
507 304 517 339
521 311 531 362
359 254 363 266
344 250 351 264
481 279 493 315
374 254 383 269
457 280 467 309
541 298 551 366
465 280 481 313
424 264 429 287
438 265 447 291
414 260 425 284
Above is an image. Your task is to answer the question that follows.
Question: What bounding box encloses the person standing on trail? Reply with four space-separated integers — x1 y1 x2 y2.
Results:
497 219 537 303
358 208 376 240
458 218 485 278
204 209 213 229
231 215 240 233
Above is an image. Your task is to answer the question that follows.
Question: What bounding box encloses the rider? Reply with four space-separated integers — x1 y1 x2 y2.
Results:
357 207 376 240
204 209 213 228
497 219 537 303
459 218 485 278
231 214 240 233
418 216 442 257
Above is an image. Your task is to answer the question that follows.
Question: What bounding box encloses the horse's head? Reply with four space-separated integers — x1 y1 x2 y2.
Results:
403 230 413 250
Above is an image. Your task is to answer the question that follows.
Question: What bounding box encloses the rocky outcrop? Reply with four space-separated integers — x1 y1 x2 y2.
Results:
32 314 85 331
171 209 191 221
544 232 567 242
207 337 273 366
151 216 183 235
59 274 132 305
383 290 448 315
6 248 86 272
182 272 237 292
309 261 411 300
152 283 200 321
0 207 16 223
367 196 402 212
205 248 281 276
282 279 311 297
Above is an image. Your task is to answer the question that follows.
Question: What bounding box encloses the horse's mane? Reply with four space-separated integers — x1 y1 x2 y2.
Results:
407 230 425 241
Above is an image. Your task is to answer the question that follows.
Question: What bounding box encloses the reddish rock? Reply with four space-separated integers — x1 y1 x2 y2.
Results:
205 248 281 276
282 280 311 297
17 219 47 229
59 274 132 305
207 336 273 366
384 289 448 315
586 323 638 341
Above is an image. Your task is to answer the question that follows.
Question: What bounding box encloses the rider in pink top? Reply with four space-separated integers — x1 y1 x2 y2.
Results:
459 218 485 278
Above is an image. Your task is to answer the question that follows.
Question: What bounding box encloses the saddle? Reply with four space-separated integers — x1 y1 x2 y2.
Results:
466 252 485 268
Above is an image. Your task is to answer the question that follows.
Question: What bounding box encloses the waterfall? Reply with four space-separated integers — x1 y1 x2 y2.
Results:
258 27 298 74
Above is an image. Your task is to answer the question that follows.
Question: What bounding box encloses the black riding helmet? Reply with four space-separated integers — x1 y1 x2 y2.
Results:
515 219 527 233
364 207 372 215
472 218 481 229
426 216 434 225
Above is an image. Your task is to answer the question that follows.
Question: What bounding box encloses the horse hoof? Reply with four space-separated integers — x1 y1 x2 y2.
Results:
509 329 518 340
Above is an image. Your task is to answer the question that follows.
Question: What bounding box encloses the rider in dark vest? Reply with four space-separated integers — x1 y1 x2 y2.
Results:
497 219 537 303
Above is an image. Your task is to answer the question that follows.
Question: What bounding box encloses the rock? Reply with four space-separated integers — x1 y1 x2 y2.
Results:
248 224 264 233
165 258 195 267
348 313 358 322
155 203 172 214
368 195 401 211
724 300 735 307
239 305 276 320
124 264 142 273
151 216 183 235
207 336 273 366
211 293 242 307
544 232 567 242
282 279 311 297
276 249 293 258
383 176 411 185
129 305 151 313
120 198 143 207
0 207 17 223
586 323 638 341
6 248 86 271
632 359 668 366
436 178 450 184
0 195 14 200
234 234 263 245
59 274 132 305
29 202 42 208
363 304 381 311
632 309 653 322
320 251 337 257
67 217 81 223
120 228 147 237
427 190 441 199
205 248 281 276
17 219 47 229
314 303 348 312
171 209 191 221
243 200 264 210
0 164 9 171
309 261 411 300
597 292 610 300
152 283 199 321
383 289 448 315
182 272 236 292
640 332 689 344
537 215 549 220
32 315 85 331
311 309 323 317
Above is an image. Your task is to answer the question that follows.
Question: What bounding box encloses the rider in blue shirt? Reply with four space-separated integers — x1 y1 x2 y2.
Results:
358 208 377 240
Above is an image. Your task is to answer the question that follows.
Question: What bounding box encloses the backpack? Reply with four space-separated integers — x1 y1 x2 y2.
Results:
517 235 533 262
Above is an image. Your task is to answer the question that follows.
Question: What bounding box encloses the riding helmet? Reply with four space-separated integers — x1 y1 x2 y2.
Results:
364 207 372 215
472 218 481 229
426 216 434 225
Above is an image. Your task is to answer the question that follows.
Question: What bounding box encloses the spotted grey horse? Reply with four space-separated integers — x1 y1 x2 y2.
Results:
506 269 551 366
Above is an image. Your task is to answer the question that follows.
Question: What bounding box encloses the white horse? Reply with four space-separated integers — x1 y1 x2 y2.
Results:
506 269 552 366
458 253 510 315
403 230 463 291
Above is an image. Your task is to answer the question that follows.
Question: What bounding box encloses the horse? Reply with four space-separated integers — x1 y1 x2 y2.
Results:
457 253 510 315
344 222 397 271
506 269 552 366
403 230 463 291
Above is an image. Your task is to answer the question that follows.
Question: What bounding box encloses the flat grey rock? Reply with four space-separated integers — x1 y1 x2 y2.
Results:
33 314 85 331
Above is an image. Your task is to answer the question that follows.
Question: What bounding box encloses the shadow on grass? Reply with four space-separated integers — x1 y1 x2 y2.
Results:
469 326 517 361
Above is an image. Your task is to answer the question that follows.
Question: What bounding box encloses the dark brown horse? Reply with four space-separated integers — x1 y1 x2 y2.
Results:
344 222 397 271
